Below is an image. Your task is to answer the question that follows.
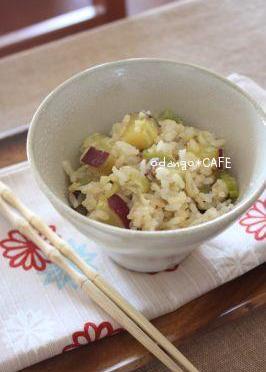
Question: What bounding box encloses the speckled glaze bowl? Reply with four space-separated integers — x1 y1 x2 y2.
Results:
27 59 266 272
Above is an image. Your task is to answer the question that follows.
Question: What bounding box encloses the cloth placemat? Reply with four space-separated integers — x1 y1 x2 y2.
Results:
0 75 265 372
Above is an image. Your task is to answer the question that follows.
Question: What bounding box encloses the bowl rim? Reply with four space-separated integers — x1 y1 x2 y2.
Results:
27 58 266 237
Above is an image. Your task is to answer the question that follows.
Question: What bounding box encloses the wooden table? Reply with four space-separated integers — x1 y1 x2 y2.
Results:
0 0 265 370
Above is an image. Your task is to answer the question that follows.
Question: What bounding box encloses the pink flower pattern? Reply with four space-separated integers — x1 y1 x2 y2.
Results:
0 226 56 271
63 321 122 352
239 199 266 241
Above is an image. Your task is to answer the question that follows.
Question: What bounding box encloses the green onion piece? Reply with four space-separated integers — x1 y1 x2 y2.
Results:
158 109 183 123
219 171 239 201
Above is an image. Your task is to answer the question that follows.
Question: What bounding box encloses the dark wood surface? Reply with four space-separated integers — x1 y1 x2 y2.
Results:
0 132 27 168
0 0 126 58
23 264 266 372
0 131 265 371
0 0 89 34
0 0 174 58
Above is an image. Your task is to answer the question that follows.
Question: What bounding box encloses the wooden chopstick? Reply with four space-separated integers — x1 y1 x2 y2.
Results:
0 182 198 372
0 195 182 371
0 181 197 372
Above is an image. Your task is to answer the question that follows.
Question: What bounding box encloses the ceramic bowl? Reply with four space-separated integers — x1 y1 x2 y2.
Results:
27 59 266 272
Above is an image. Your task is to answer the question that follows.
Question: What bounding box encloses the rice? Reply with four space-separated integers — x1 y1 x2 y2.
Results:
64 110 238 230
